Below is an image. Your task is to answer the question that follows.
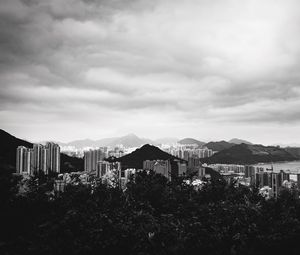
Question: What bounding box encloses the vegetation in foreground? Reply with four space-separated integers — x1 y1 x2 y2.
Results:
1 169 300 255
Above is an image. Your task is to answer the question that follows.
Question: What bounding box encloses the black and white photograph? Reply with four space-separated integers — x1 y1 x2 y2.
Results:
1 0 300 254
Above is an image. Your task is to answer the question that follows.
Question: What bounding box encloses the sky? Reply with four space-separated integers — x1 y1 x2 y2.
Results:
0 0 300 145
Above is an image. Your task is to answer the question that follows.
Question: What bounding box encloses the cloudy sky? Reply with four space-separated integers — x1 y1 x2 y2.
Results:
1 0 300 144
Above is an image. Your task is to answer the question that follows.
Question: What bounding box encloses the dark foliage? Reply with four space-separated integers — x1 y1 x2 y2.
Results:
1 170 300 255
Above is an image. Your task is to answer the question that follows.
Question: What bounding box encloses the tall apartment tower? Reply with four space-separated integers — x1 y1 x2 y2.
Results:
27 149 34 175
33 144 43 174
45 142 60 173
143 160 172 180
84 149 105 172
41 147 48 174
96 161 121 178
16 147 34 175
16 146 27 174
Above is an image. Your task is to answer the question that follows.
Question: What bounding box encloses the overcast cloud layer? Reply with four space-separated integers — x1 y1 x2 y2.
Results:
1 0 300 144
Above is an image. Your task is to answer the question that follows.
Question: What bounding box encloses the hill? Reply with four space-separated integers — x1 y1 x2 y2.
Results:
109 144 188 177
60 153 84 173
178 138 206 147
204 141 235 152
203 143 298 164
228 138 252 145
109 144 181 169
0 129 83 173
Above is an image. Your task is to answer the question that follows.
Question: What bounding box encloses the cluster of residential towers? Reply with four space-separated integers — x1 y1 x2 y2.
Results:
16 142 60 175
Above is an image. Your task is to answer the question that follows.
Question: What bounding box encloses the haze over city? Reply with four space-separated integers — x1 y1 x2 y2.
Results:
1 0 300 144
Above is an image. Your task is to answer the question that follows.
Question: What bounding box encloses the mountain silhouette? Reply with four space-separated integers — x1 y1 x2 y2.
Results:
204 141 235 152
203 143 298 164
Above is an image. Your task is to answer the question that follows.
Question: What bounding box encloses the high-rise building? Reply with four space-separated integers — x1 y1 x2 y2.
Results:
245 165 256 185
96 160 121 187
33 144 43 174
143 160 171 180
45 142 60 173
119 168 136 189
255 170 290 198
198 166 206 177
84 149 105 172
143 160 155 171
16 146 33 175
177 161 187 176
96 161 110 178
188 155 201 172
256 172 271 188
124 168 136 182
270 173 279 198
96 161 121 178
16 143 60 175
41 147 48 174
16 146 27 174
297 174 300 190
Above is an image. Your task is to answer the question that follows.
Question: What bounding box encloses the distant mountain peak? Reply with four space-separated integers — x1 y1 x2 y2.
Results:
178 138 206 147
124 133 138 137
60 133 151 148
228 138 252 145
125 133 137 137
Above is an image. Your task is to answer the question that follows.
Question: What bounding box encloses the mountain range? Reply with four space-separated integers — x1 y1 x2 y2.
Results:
58 133 152 148
58 134 253 150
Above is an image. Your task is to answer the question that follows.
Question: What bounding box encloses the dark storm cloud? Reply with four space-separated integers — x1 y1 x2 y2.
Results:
1 0 300 142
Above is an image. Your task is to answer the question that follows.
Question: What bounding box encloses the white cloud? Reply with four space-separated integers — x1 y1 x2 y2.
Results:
0 0 300 144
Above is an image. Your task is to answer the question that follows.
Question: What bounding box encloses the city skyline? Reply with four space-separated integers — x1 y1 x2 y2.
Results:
1 0 300 144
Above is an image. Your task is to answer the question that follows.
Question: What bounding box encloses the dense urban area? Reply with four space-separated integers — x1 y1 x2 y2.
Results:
2 129 300 254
